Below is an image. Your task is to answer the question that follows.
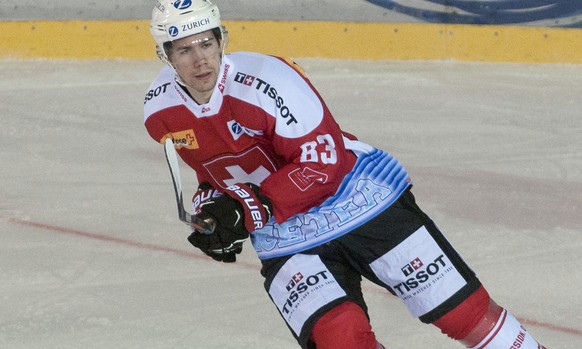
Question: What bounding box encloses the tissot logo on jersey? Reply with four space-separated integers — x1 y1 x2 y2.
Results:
234 72 299 125
394 254 453 296
268 255 346 335
401 257 424 277
144 82 171 104
286 272 304 291
281 270 330 314
236 73 255 86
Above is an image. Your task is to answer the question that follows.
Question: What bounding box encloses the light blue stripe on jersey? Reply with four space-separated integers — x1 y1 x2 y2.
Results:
251 148 412 260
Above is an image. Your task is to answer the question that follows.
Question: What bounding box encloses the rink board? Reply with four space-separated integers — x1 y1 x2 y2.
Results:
1 20 581 63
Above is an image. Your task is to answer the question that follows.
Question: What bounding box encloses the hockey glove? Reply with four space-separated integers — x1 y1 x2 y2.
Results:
188 183 272 263
192 181 221 215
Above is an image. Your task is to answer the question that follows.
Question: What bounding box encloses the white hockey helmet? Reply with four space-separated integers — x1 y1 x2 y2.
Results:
150 0 224 61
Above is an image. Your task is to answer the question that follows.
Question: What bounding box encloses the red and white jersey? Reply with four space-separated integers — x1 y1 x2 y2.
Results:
144 52 411 259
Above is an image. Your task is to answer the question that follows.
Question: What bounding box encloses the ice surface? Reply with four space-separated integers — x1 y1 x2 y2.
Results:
1 58 581 348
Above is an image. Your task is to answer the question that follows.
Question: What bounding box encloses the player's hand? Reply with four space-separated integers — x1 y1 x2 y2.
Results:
187 230 245 263
192 181 221 215
187 183 272 263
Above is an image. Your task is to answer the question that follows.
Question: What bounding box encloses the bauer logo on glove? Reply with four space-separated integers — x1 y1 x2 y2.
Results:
224 183 271 231
192 181 222 215
188 182 272 262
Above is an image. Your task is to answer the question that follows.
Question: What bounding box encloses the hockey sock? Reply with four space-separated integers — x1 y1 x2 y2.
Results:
464 308 546 349
432 286 546 348
433 285 492 341
311 301 383 349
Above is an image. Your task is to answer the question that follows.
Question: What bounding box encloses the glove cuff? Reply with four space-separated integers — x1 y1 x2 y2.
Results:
192 181 221 215
222 183 272 233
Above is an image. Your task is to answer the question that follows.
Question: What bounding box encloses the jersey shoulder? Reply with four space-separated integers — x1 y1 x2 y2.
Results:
143 66 183 122
224 52 324 138
226 51 307 82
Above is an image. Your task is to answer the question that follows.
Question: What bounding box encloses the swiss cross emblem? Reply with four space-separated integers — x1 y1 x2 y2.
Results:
286 272 304 291
243 75 255 86
401 258 423 276
234 72 255 86
411 258 423 270
202 146 277 189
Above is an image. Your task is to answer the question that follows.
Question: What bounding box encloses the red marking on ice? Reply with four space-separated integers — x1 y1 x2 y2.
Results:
5 217 582 339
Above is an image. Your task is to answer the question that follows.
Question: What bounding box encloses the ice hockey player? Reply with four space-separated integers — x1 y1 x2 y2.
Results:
143 1 548 348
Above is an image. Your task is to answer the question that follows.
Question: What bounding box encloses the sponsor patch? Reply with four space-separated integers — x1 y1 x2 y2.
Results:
269 254 346 335
227 120 244 140
169 129 199 150
233 71 298 126
369 226 466 317
173 0 192 10
144 82 171 104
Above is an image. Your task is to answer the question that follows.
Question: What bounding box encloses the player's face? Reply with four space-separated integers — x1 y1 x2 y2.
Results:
168 31 222 104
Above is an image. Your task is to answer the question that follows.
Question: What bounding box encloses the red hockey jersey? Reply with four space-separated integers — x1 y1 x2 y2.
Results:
144 52 411 259
144 52 357 222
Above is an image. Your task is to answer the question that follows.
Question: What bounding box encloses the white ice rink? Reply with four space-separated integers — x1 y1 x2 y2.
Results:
1 58 581 348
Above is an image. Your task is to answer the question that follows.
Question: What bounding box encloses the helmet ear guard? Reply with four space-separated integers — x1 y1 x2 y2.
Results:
155 43 171 65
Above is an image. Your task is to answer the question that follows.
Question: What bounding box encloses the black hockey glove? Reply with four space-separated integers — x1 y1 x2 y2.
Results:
192 181 221 215
187 182 272 263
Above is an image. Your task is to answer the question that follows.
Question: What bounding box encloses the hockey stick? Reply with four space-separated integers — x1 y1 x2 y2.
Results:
164 138 215 234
